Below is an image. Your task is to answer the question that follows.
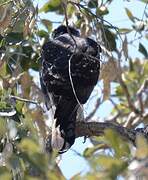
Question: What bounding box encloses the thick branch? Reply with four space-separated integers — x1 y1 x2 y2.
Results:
75 121 148 144
45 121 148 153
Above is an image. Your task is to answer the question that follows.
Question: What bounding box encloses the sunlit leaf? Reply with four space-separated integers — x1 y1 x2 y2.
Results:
115 86 124 96
83 144 108 158
47 170 65 180
104 129 130 158
24 176 40 180
118 28 132 34
18 138 41 154
67 4 76 18
39 0 61 13
96 6 109 16
136 135 148 159
0 173 11 180
97 155 127 179
0 61 7 77
125 8 135 22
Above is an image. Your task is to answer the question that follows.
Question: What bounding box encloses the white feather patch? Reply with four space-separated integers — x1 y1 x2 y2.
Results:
51 119 64 150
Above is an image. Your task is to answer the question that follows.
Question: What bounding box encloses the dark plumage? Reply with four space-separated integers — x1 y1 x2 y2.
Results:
40 25 101 153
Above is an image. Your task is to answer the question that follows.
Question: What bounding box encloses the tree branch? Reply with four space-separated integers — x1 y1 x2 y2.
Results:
75 121 148 144
9 95 40 107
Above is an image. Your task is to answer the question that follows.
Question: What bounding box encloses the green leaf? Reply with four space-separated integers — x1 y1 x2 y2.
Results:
103 28 116 51
39 0 61 13
37 30 49 38
41 19 52 32
0 61 7 77
0 173 11 180
83 144 107 158
20 152 49 175
0 0 12 5
0 118 7 138
0 160 11 178
97 155 125 169
9 155 21 170
104 129 130 158
97 155 127 179
125 8 135 22
5 32 23 44
0 166 10 174
136 135 148 159
118 28 132 34
67 4 76 18
140 0 148 3
139 43 148 58
115 86 124 96
0 37 6 48
47 170 64 180
88 0 98 8
18 138 41 154
96 6 109 16
24 176 40 180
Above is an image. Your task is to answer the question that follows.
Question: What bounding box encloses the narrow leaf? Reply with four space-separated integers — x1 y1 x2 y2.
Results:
118 28 132 34
103 28 116 51
39 0 61 13
41 19 52 32
139 43 148 58
125 8 135 22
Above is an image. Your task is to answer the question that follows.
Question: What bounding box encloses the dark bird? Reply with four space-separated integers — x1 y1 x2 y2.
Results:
40 25 101 153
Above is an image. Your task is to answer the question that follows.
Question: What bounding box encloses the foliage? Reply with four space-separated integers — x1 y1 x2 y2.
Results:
0 0 148 179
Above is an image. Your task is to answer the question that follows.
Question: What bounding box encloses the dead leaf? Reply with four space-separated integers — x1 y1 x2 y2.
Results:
20 72 32 98
100 58 119 100
32 109 47 138
0 4 12 35
23 16 35 37
23 7 36 37
122 36 128 59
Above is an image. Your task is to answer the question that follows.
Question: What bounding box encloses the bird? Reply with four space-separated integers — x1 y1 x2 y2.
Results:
40 25 101 153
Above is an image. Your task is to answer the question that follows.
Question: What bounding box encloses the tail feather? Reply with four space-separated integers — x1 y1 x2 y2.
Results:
51 97 78 153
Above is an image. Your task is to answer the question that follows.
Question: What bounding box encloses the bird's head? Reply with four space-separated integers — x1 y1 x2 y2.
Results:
52 25 80 38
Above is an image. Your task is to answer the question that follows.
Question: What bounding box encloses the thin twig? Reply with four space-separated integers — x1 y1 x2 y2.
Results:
134 2 148 38
9 95 40 107
0 0 12 7
85 98 101 121
116 50 139 115
68 1 123 44
135 79 148 115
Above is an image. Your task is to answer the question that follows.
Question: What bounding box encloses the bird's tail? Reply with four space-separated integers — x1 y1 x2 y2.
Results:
51 97 78 153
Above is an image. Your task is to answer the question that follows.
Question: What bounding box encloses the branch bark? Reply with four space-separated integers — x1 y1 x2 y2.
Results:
75 121 148 144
